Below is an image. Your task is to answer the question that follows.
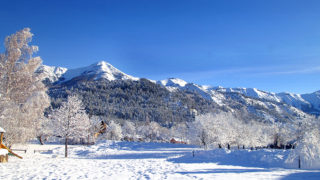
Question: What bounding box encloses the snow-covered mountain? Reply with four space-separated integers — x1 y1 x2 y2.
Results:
39 61 139 83
39 61 320 116
154 77 320 115
36 65 67 82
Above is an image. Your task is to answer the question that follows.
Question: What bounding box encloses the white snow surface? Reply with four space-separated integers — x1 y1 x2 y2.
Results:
1 141 320 179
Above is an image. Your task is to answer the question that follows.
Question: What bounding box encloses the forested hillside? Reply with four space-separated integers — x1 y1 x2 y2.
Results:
48 78 217 126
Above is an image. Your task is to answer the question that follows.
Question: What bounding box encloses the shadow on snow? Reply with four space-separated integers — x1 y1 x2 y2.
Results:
280 171 320 180
176 168 272 174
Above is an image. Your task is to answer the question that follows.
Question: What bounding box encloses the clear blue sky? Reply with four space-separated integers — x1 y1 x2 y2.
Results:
0 0 319 94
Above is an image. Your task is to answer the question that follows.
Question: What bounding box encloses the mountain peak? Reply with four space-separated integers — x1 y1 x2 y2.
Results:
54 61 138 82
158 78 188 87
36 65 67 82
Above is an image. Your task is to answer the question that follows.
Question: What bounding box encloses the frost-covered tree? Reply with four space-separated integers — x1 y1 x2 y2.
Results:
122 121 136 139
171 123 188 142
0 28 50 146
50 95 90 157
137 121 166 142
105 121 122 140
188 113 221 149
286 117 320 169
35 116 53 145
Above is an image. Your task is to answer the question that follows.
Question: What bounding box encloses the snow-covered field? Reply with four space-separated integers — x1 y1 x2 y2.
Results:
1 141 320 180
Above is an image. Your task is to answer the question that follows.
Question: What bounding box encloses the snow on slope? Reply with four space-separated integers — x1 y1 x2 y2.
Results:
157 78 188 92
277 92 310 110
158 78 188 88
301 91 320 111
60 61 139 82
157 78 213 100
214 87 281 102
212 87 320 112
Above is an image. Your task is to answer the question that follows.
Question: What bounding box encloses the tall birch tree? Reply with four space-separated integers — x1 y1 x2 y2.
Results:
0 28 49 146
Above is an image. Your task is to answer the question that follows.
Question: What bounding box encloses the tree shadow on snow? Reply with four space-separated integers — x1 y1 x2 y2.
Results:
280 171 320 180
77 152 186 159
167 149 288 169
176 168 272 175
106 141 197 151
84 152 184 160
74 141 197 159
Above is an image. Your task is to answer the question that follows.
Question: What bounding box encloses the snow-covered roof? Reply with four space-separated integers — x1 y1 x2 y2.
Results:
0 127 5 133
0 149 8 155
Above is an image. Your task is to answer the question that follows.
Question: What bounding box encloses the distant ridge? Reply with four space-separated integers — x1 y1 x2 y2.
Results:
38 61 320 116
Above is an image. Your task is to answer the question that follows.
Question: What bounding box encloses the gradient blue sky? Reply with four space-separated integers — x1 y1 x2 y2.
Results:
0 0 320 94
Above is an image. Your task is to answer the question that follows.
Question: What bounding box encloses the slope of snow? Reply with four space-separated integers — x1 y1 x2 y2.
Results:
213 87 281 103
2 141 320 179
301 91 320 111
60 61 139 82
277 92 310 109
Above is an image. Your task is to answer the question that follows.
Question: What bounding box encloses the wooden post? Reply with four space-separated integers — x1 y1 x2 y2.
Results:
65 137 68 158
298 155 301 169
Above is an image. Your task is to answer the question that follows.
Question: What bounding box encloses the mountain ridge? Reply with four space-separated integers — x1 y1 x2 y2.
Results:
39 61 320 116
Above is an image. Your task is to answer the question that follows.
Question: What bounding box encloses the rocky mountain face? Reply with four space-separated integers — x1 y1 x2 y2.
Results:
39 61 319 126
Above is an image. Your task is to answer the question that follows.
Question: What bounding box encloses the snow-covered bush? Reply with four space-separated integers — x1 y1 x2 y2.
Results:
171 123 188 142
105 121 122 140
136 121 170 142
122 121 136 139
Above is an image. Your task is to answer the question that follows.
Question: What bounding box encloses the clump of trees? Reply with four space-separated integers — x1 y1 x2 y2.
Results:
0 28 50 147
186 109 313 151
187 111 274 149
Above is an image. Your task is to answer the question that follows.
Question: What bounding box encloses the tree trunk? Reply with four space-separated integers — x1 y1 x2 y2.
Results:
65 137 68 158
37 136 44 145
